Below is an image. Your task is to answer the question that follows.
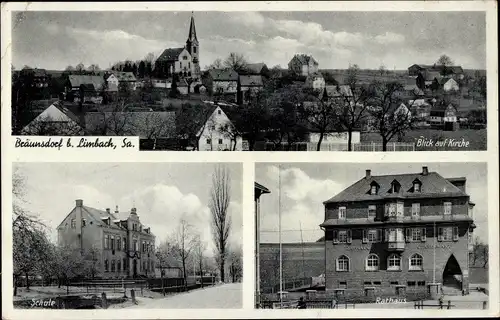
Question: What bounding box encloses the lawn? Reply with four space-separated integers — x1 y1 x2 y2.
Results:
361 129 487 151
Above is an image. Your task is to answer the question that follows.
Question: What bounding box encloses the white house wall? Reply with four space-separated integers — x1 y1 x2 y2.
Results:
308 131 361 144
197 107 242 151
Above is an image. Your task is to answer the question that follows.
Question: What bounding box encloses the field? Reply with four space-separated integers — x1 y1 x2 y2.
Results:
361 129 487 151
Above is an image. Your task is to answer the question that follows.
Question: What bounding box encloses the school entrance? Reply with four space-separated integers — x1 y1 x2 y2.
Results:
442 254 463 294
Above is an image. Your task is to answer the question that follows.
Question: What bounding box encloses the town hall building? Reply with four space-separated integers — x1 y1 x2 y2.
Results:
154 14 201 80
57 199 156 279
320 166 476 299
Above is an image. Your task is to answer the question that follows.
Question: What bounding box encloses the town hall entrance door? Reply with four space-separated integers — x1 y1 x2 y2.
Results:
442 254 463 294
133 259 138 278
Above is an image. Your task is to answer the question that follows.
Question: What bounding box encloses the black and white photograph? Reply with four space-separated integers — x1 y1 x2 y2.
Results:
11 10 487 151
255 163 489 309
12 162 243 309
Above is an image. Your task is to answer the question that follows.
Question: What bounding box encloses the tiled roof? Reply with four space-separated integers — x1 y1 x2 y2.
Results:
68 75 105 90
324 171 468 204
82 206 124 230
239 75 263 87
208 68 239 81
157 47 185 61
112 71 137 82
245 63 267 74
51 101 82 124
324 85 352 98
291 54 318 65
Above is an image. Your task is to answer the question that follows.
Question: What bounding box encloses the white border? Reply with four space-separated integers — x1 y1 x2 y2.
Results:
2 1 498 319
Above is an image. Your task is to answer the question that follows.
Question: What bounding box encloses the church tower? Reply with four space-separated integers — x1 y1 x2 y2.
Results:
185 12 200 79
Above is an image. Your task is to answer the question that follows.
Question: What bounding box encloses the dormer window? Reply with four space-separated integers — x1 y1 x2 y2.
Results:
391 180 401 193
338 206 347 219
412 179 422 192
370 181 379 195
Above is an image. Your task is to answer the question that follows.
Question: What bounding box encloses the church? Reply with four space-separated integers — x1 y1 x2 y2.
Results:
154 14 201 80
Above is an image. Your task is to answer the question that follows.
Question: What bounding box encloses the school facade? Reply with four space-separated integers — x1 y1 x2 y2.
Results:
320 166 476 299
57 199 156 279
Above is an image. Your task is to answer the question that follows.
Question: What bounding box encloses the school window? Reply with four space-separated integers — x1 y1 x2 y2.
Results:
111 236 115 250
338 207 346 219
104 259 109 272
111 260 115 272
417 281 426 287
188 62 191 69
206 138 212 145
411 228 422 241
412 203 420 217
373 281 381 286
438 226 457 241
409 254 424 271
339 281 347 289
336 256 350 272
134 240 138 251
444 202 452 215
368 205 377 218
71 218 76 228
338 230 348 243
407 281 416 287
370 185 377 195
117 236 121 250
363 229 380 243
105 235 109 249
364 281 372 286
82 219 86 227
218 139 223 145
387 228 404 242
396 202 404 216
387 203 397 217
390 281 399 285
117 260 121 272
193 47 197 53
413 182 421 192
123 258 127 270
123 238 127 251
387 254 401 271
366 254 379 271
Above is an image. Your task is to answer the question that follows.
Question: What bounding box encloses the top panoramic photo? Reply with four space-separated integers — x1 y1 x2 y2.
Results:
11 11 487 151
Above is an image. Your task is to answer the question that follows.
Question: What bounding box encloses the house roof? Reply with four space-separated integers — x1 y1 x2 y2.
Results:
239 75 263 87
82 206 124 230
208 68 239 81
439 77 457 85
425 71 442 81
84 111 176 138
80 83 96 92
157 47 185 61
68 75 105 89
50 101 83 124
323 85 353 98
291 54 318 65
112 71 137 82
324 171 468 204
245 63 267 74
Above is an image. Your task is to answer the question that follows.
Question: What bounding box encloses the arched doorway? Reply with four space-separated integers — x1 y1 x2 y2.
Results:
442 254 463 293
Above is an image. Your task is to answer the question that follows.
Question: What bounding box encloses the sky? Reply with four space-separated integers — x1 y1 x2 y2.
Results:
13 162 243 256
12 11 486 71
255 162 488 244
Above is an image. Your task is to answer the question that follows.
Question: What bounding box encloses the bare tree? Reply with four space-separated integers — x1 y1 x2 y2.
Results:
378 65 387 76
75 63 85 74
87 64 100 74
228 245 243 283
172 219 196 289
224 53 248 73
82 246 102 279
210 165 232 283
207 58 224 70
53 245 86 294
367 81 414 151
193 235 207 288
156 240 177 295
218 122 241 151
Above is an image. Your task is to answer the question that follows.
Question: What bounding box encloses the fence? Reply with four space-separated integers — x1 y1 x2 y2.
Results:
68 279 148 296
253 141 415 151
260 299 354 309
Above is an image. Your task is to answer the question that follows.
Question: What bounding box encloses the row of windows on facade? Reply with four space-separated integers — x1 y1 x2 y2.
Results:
70 219 150 234
337 202 455 220
335 253 425 272
335 280 427 289
104 234 154 253
332 226 460 244
206 138 225 145
103 258 154 273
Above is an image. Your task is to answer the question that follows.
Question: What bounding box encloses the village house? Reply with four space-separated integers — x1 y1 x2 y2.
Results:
111 71 138 90
434 77 460 92
305 72 326 92
154 14 200 80
320 85 353 101
19 68 51 88
238 75 264 103
203 69 239 101
66 75 105 102
320 167 476 299
288 54 319 77
193 104 242 151
429 103 460 131
243 62 270 77
79 84 103 104
408 64 464 79
57 200 156 279
21 101 84 135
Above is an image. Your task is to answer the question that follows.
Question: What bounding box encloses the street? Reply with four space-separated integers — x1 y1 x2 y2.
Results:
127 283 242 309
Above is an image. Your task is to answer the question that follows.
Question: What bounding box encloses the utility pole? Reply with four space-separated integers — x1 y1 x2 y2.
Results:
300 221 306 284
279 164 283 308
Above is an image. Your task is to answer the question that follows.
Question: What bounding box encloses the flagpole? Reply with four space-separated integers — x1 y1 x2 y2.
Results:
279 164 283 308
433 221 436 284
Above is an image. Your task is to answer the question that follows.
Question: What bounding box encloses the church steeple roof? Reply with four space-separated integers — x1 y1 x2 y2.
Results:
187 12 197 42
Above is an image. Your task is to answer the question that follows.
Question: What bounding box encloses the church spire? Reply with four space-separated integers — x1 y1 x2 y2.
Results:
187 12 197 42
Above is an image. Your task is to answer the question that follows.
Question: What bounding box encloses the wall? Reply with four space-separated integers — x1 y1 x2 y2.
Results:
198 108 242 151
212 80 238 94
308 131 361 144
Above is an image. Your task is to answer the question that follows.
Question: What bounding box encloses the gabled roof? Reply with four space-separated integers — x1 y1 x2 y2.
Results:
80 83 96 92
208 68 239 81
323 85 352 98
324 171 468 204
245 63 267 74
68 75 105 89
439 77 458 85
82 206 124 230
112 71 137 82
51 101 82 124
157 47 185 62
239 75 263 87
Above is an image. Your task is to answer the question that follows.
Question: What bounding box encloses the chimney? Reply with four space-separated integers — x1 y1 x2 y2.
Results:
106 208 110 214
115 205 119 214
365 170 371 179
76 199 83 207
422 166 429 176
131 208 137 215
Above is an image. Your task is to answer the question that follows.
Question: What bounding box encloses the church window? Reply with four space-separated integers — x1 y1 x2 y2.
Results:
188 62 191 69
193 47 197 53
183 56 188 60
